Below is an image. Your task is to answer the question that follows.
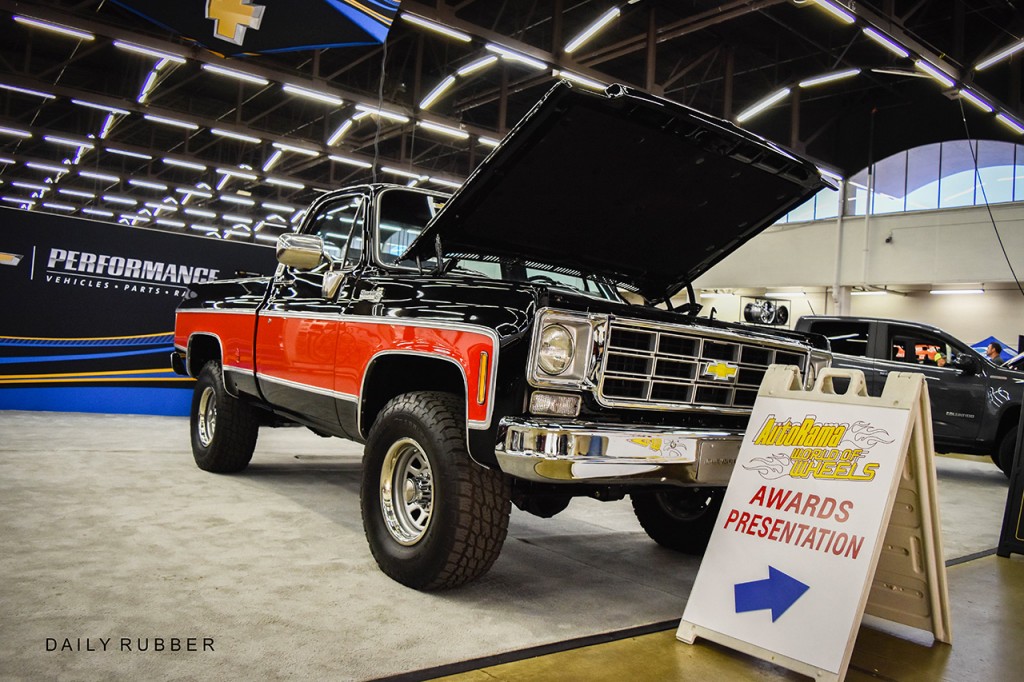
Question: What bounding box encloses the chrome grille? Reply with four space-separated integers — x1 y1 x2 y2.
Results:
597 321 808 412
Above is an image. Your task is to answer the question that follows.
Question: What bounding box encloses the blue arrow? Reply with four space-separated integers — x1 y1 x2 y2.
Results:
734 566 809 622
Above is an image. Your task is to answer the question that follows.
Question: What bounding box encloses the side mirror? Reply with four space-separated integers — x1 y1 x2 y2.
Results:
951 353 979 375
276 233 324 270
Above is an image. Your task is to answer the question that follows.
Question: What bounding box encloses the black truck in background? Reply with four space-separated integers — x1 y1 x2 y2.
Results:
795 316 1022 476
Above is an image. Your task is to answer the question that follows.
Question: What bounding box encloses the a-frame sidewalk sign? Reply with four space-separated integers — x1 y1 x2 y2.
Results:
679 366 951 681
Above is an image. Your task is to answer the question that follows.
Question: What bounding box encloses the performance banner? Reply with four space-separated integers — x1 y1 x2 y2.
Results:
109 0 399 53
0 208 276 415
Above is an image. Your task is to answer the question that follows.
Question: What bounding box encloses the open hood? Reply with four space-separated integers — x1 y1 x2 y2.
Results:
406 82 827 300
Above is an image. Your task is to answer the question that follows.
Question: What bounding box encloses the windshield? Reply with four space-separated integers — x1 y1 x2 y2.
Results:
377 188 447 265
376 188 622 302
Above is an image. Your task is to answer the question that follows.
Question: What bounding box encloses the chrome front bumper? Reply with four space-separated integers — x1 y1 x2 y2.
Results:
494 418 742 486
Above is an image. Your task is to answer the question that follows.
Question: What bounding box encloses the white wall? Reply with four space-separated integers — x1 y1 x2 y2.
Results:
692 204 1024 349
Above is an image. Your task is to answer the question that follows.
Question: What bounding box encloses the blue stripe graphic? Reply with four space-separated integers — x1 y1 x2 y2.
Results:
0 335 173 348
0 387 191 416
0 347 173 365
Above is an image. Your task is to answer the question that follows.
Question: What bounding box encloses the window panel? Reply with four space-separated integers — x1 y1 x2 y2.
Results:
938 141 977 208
905 143 940 212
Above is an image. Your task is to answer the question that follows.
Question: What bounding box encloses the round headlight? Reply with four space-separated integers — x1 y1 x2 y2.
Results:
538 324 574 375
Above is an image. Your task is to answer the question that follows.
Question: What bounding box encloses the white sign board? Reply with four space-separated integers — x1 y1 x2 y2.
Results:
679 367 919 678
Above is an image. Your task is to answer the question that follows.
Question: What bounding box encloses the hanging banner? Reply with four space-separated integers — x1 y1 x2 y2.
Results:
0 208 276 415
109 0 399 54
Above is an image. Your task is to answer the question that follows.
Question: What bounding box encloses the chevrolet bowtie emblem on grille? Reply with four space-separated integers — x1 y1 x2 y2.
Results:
206 0 265 46
704 361 739 382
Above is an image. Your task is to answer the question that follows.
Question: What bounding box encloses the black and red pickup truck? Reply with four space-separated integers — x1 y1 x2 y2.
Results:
172 82 832 589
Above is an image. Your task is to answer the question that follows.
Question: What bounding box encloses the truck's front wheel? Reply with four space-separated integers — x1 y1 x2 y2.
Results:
994 425 1019 477
190 361 259 473
361 391 511 590
631 487 724 554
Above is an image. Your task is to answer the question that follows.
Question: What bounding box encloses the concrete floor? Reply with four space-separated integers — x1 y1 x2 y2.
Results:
0 410 1018 681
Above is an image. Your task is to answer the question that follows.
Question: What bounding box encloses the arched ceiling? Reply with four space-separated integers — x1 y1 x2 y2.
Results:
0 0 1021 242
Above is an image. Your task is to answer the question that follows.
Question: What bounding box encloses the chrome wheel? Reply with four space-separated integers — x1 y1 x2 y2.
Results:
379 437 434 546
197 385 217 447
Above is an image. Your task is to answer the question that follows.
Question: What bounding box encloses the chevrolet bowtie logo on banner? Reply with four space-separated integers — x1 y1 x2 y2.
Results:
111 0 398 54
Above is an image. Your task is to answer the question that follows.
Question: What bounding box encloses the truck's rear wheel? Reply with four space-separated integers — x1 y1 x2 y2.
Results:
994 425 1019 477
361 391 511 590
631 487 724 554
190 361 259 473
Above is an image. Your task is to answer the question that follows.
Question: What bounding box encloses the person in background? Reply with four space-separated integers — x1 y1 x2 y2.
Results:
934 352 946 367
987 342 1003 362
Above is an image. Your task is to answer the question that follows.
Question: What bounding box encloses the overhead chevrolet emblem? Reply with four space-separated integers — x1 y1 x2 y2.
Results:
704 361 739 382
206 0 265 46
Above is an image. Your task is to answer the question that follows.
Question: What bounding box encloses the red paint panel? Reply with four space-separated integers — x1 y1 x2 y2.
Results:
255 315 339 393
175 310 257 371
336 322 495 423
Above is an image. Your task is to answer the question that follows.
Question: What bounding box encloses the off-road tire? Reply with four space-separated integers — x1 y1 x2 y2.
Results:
994 425 1019 478
190 361 259 473
361 391 511 590
631 487 724 554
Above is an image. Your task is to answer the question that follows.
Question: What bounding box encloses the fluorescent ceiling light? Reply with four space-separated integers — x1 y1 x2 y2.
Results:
272 142 319 156
190 224 219 233
26 162 68 174
799 68 860 88
914 60 956 88
0 157 13 164
82 208 114 217
102 195 138 206
266 177 305 189
485 43 547 70
328 154 372 169
220 195 256 206
975 39 1024 71
929 289 984 295
417 121 469 139
736 87 791 123
175 187 213 198
478 136 500 147
58 188 95 198
42 201 75 211
420 75 456 110
429 177 463 190
765 292 805 298
326 119 355 146
0 126 31 138
553 70 605 90
282 84 343 106
0 83 55 99
162 158 207 171
354 104 410 123
400 13 471 42
261 150 283 172
210 128 261 144
12 181 49 191
262 202 296 212
43 135 94 149
201 63 269 85
959 89 993 113
809 0 856 24
457 56 498 77
13 16 94 41
215 168 258 180
184 208 217 218
128 179 168 191
255 232 279 243
106 147 151 160
851 290 888 296
156 218 185 228
564 7 620 53
223 214 253 224
79 170 119 182
144 114 199 130
71 99 129 115
996 113 1024 134
113 40 186 64
861 28 909 58
1 196 35 206
145 202 176 210
381 166 427 180
137 71 158 104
